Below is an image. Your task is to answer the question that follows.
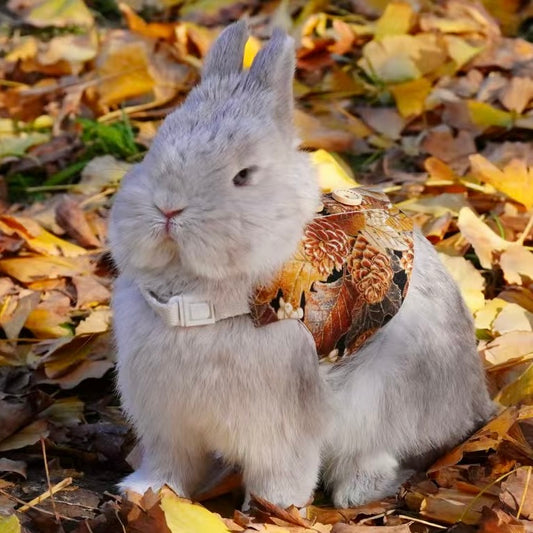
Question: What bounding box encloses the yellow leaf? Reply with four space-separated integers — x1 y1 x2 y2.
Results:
0 515 21 533
96 31 155 106
243 36 261 69
26 0 94 28
359 34 446 83
496 363 533 406
438 254 485 313
374 1 415 39
457 207 509 268
444 35 484 69
467 101 514 130
310 149 358 193
474 298 507 331
25 308 71 338
470 154 533 209
389 78 432 117
0 256 91 283
0 215 87 257
160 489 230 533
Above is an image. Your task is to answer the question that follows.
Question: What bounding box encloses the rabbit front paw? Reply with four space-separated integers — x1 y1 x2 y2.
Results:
327 451 410 507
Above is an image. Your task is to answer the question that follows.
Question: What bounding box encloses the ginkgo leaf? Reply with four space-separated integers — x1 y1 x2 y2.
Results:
500 245 533 285
374 1 415 39
160 488 230 533
389 78 432 118
469 154 533 209
467 101 514 130
310 149 358 193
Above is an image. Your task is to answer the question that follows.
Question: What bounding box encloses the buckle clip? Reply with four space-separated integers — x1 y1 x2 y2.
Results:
168 294 216 327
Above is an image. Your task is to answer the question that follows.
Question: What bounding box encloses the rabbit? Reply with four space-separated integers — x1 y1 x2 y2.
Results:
109 21 494 509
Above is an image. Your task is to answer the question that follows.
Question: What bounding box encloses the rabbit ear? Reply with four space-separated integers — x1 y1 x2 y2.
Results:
203 20 248 79
248 28 295 132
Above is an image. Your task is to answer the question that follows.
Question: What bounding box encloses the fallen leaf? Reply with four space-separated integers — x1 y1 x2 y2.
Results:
500 468 533 519
439 254 485 312
457 207 509 268
481 331 533 367
0 419 49 452
496 364 533 405
500 77 533 114
12 0 94 28
500 246 533 285
374 1 415 39
467 101 515 130
493 303 533 334
160 487 230 533
470 154 533 208
55 196 101 248
0 515 21 533
0 458 27 478
75 308 111 335
389 78 432 118
0 256 92 283
0 215 87 257
310 149 358 193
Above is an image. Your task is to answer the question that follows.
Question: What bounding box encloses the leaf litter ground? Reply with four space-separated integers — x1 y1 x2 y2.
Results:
1 0 533 531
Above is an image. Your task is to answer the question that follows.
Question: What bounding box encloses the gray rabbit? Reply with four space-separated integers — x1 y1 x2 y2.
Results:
109 21 493 508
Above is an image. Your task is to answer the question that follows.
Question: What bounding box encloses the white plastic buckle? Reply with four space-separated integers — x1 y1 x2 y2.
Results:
167 294 216 327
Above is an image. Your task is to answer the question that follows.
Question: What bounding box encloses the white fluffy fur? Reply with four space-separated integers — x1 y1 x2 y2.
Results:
109 22 493 508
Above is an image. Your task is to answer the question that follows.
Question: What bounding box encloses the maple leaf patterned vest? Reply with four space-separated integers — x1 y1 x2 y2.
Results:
250 188 414 364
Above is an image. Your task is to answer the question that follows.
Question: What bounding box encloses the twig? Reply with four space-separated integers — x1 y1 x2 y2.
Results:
459 466 523 522
357 509 395 524
517 212 533 246
17 477 72 512
517 465 532 518
0 489 77 522
40 438 61 526
397 514 447 529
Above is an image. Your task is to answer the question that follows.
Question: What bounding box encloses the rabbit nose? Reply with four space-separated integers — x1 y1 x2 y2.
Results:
157 206 185 220
161 208 184 219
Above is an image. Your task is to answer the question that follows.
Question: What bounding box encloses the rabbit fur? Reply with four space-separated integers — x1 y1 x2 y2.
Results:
109 21 494 508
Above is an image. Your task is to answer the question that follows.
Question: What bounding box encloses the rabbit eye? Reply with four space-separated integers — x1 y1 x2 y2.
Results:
233 167 256 186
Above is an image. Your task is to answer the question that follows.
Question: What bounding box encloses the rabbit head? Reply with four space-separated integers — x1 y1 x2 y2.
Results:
109 22 319 284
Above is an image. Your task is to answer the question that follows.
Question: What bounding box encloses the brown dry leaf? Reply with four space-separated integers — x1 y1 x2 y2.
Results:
500 77 533 114
306 501 396 525
0 419 49 452
119 3 176 40
332 525 411 533
421 127 476 169
470 154 533 209
55 196 101 248
294 110 356 152
429 407 520 472
0 458 27 478
73 276 111 308
357 107 405 140
24 290 71 338
479 507 528 533
500 468 533 519
0 289 40 339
